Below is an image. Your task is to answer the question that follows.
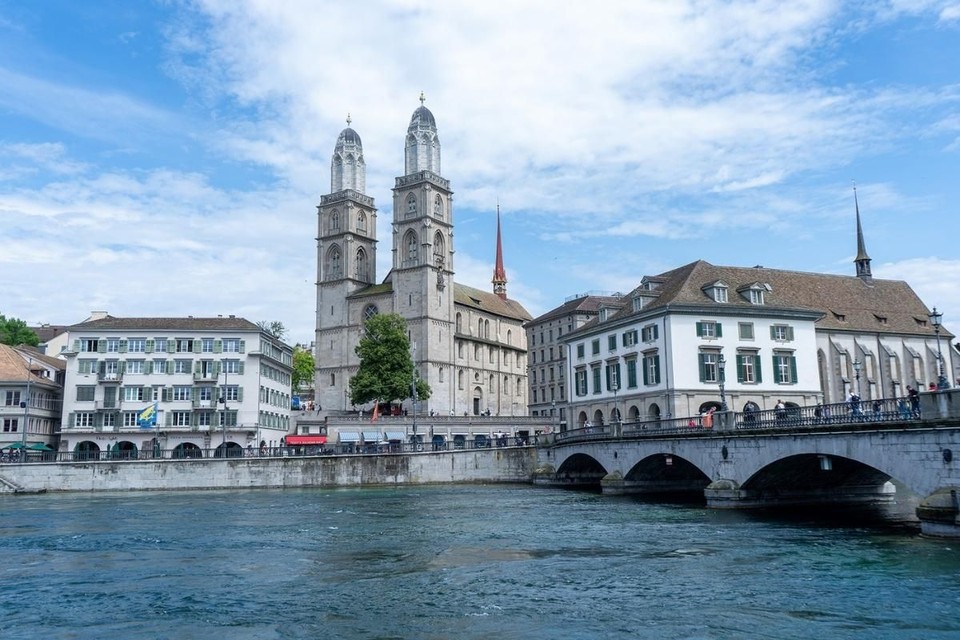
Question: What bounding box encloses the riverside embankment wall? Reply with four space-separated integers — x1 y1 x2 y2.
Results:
0 448 538 493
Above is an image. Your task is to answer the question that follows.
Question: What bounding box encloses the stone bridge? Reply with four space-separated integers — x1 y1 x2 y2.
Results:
536 390 960 538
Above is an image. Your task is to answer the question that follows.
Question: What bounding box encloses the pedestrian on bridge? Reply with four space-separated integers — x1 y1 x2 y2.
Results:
908 386 921 418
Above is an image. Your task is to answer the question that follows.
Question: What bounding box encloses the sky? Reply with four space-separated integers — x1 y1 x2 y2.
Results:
1 0 959 346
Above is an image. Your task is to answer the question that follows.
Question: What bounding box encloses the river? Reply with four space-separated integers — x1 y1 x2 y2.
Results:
1 485 958 639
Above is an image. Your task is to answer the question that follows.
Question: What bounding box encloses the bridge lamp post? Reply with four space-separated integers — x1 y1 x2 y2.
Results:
717 354 727 411
411 342 418 448
852 359 862 398
930 307 949 390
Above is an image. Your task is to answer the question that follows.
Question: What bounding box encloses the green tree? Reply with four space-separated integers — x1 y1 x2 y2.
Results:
291 345 315 394
349 313 430 406
0 314 39 347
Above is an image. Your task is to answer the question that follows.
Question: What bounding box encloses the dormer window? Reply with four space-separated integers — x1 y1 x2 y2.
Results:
632 296 645 312
749 289 764 305
715 287 728 303
832 311 846 322
874 314 888 325
599 307 610 322
739 282 770 305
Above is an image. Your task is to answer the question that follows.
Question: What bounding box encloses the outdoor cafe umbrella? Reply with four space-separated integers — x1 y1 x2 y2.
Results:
28 443 53 451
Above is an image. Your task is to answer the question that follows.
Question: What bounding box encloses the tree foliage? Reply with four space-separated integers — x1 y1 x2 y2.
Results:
349 313 431 406
0 314 39 347
291 346 315 394
257 320 287 340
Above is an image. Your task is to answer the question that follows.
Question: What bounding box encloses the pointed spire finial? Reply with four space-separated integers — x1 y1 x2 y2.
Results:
419 91 426 105
853 181 872 281
492 202 508 299
346 113 352 126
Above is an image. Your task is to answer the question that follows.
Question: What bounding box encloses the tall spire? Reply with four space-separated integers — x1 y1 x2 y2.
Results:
853 182 872 281
492 202 508 299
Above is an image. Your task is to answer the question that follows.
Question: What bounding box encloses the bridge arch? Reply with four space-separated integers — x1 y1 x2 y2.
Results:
623 453 712 499
554 452 608 489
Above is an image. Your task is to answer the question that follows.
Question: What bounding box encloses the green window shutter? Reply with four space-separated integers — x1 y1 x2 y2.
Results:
94 413 102 428
72 339 80 352
166 361 174 375
736 355 745 383
755 355 762 383
770 326 776 339
119 340 128 353
238 362 245 375
716 323 723 337
194 362 202 374
653 355 661 384
146 340 154 353
772 355 778 382
239 340 246 354
238 388 244 402
191 411 198 426
789 356 798 384
787 326 794 341
698 353 706 382
97 340 106 353
167 341 175 354
118 361 126 374
69 412 76 427
214 340 222 353
145 361 152 375
162 387 172 402
214 362 221 376
605 366 611 390
193 340 201 354
165 412 172 426
696 322 703 337
653 325 659 340
642 358 649 385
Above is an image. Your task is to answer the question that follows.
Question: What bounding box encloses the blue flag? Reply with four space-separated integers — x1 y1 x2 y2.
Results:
137 403 158 429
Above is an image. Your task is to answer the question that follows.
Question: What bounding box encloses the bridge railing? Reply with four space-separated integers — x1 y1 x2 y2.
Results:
553 397 922 444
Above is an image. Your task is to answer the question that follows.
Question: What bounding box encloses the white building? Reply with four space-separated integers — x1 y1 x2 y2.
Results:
59 315 293 459
314 100 531 417
0 344 64 453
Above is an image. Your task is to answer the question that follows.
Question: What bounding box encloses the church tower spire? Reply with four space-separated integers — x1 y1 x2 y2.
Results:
853 183 872 282
492 203 507 299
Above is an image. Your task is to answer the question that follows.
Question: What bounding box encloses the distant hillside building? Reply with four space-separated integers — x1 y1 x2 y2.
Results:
523 293 625 429
562 199 955 426
314 100 531 417
59 315 293 459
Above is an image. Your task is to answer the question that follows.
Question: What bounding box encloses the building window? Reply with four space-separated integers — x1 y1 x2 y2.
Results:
575 370 587 396
127 360 145 374
175 339 194 353
434 194 443 218
201 338 215 353
406 194 417 217
773 353 797 384
223 339 241 353
106 338 120 353
699 352 720 383
770 324 794 341
363 304 379 321
696 321 722 339
3 418 18 432
173 386 192 401
632 296 645 312
330 209 340 232
123 412 138 427
626 359 638 388
80 338 98 352
75 413 95 428
155 338 168 353
713 286 728 303
174 359 192 374
623 330 638 347
76 386 95 402
4 391 21 406
357 211 367 232
641 324 658 342
749 289 765 305
738 322 754 340
128 338 146 353
736 353 761 383
608 335 617 351
643 354 661 385
592 366 601 394
577 344 585 359
605 363 621 391
591 340 600 355
172 411 191 426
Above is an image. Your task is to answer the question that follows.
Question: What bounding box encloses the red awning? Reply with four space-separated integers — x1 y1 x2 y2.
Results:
285 435 327 445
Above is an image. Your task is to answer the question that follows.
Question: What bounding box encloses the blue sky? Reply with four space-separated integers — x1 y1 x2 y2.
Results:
2 0 959 345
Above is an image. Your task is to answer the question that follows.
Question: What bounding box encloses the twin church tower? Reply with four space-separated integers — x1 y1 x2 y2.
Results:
314 97 531 416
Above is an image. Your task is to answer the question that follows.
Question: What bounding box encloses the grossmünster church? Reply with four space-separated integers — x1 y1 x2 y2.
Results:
314 98 532 417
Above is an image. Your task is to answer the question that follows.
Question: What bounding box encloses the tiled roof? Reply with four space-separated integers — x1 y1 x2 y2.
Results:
0 344 62 385
68 316 261 332
454 283 532 321
347 277 532 321
581 260 948 338
29 324 69 343
526 294 625 326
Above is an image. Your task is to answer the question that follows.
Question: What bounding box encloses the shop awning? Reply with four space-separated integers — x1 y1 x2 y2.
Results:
338 431 362 443
384 431 406 441
361 432 382 443
285 435 327 445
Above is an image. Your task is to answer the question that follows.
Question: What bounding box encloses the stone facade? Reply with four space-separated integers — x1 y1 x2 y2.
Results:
315 102 531 418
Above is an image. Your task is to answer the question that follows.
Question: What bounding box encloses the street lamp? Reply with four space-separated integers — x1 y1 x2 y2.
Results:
218 368 229 454
20 356 33 460
717 354 727 411
611 375 620 424
852 359 862 397
411 342 418 449
930 307 950 389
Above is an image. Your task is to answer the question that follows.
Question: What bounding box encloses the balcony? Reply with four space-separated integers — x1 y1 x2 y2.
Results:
194 371 218 382
97 372 122 383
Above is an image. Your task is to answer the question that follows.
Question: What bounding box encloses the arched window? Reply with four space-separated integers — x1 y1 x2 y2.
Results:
363 304 379 321
439 367 444 383
506 329 512 345
488 374 495 392
330 209 340 233
484 319 491 339
406 193 417 217
404 230 418 265
457 341 464 359
458 370 464 390
434 194 443 218
357 211 367 232
433 231 445 266
477 319 483 336
355 248 368 281
455 312 462 333
503 376 510 395
327 246 342 279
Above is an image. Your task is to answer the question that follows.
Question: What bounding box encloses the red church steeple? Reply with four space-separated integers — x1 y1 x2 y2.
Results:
492 204 508 300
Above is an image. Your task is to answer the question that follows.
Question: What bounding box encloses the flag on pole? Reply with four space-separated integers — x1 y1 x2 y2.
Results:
137 403 158 429
371 402 380 423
